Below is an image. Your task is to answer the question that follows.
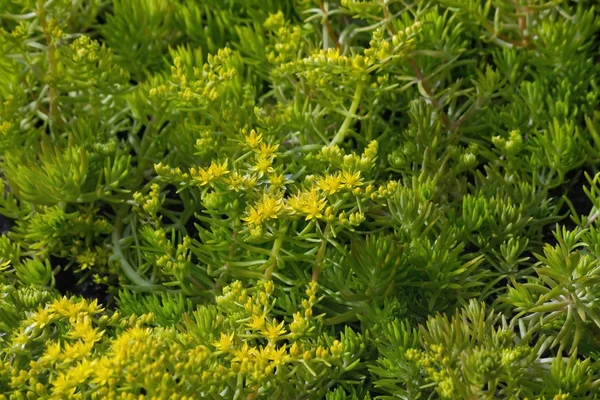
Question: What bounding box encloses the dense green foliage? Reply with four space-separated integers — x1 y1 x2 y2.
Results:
1 0 600 398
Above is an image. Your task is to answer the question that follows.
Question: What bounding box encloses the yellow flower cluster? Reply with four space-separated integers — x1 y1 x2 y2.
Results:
0 280 358 398
190 160 229 187
264 11 303 65
493 129 524 156
279 48 369 87
340 0 382 14
133 183 164 219
363 22 421 65
154 163 191 183
0 121 12 135
134 225 194 280
242 193 284 235
235 139 395 236
405 338 538 399
150 47 240 106
33 297 104 325
60 34 130 90
320 140 378 171
70 36 104 63
156 236 192 276
74 246 109 271
238 128 282 181
157 133 397 241
406 346 454 398
194 129 218 156
211 280 346 385
225 170 259 192
288 188 327 221
499 345 531 367
2 296 155 399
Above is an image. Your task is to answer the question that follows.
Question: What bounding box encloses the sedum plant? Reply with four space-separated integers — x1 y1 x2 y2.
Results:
0 281 365 399
1 0 600 398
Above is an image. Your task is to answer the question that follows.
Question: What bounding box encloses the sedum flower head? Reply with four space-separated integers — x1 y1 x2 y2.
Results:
261 320 287 341
289 189 327 221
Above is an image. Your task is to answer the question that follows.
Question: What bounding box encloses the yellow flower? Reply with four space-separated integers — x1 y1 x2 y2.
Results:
0 121 13 135
362 140 379 160
191 167 211 186
257 142 279 157
317 173 342 195
264 280 274 295
232 343 257 363
242 174 259 190
259 193 283 221
52 371 77 395
242 205 262 226
289 312 308 335
315 346 328 358
231 281 243 294
208 160 229 179
50 297 97 321
405 348 421 361
249 225 263 238
289 189 326 221
349 211 365 226
268 172 286 189
67 318 104 344
192 160 229 186
61 341 93 363
252 155 275 174
68 360 94 384
29 306 55 328
266 345 288 366
242 193 283 226
41 341 62 365
247 314 266 331
92 358 113 386
261 319 287 340
111 326 151 359
244 129 263 149
341 170 363 189
438 378 455 398
11 332 29 349
226 170 244 191
212 332 235 352
303 350 312 361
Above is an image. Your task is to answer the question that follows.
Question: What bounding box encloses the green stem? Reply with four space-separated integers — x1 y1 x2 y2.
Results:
110 207 164 290
329 84 364 147
319 0 340 49
312 224 331 282
264 236 284 280
37 0 62 128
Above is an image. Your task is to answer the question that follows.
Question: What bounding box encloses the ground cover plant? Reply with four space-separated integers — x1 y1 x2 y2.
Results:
1 0 600 398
